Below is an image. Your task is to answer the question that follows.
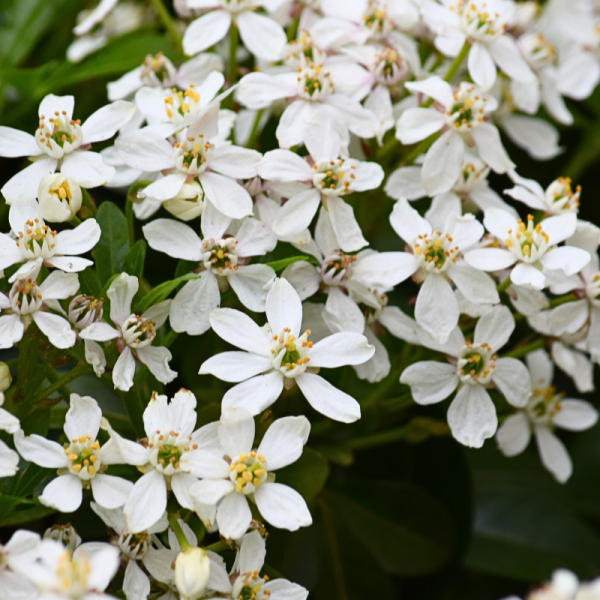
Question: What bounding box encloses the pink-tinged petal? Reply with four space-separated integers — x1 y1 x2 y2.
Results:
254 482 312 531
400 361 458 404
216 492 252 539
396 107 446 145
222 372 284 415
496 412 531 456
125 469 167 533
237 11 286 61
447 385 497 448
182 10 232 56
464 248 517 271
39 475 83 512
0 127 40 158
422 130 465 195
296 372 360 423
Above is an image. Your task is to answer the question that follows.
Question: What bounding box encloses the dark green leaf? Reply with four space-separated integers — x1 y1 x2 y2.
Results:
276 448 329 503
134 272 200 314
1 504 54 527
465 482 600 580
95 202 130 284
175 259 199 278
0 495 37 525
328 480 457 576
123 240 147 279
78 267 102 298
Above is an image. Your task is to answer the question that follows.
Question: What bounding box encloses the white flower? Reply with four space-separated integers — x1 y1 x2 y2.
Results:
227 530 308 600
191 407 312 539
505 173 580 216
0 268 79 350
421 0 536 90
1 198 100 282
464 209 590 290
400 305 532 447
79 273 176 391
0 529 42 600
115 103 259 220
0 440 20 479
0 94 135 202
199 277 375 422
374 199 498 343
14 394 134 512
174 547 212 600
38 173 83 223
108 52 224 101
396 77 515 195
182 0 287 61
106 389 221 534
256 149 383 252
90 503 168 600
143 207 276 336
26 538 120 600
497 349 598 482
236 64 379 159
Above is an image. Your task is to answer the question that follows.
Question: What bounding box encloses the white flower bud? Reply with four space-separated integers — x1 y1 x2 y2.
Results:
43 524 81 552
0 362 12 393
68 295 104 329
163 181 205 222
38 174 82 223
174 547 211 600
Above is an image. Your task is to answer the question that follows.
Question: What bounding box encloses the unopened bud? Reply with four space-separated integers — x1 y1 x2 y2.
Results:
0 363 11 393
68 295 103 329
174 547 211 600
163 181 205 222
38 174 82 222
43 523 81 552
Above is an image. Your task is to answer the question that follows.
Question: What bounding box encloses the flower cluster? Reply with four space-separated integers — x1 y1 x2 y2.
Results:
1 0 600 595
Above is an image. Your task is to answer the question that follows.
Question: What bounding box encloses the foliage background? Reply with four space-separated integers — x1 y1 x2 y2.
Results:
2 1 600 598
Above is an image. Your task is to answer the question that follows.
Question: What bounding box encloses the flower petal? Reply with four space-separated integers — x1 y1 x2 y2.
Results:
82 101 136 144
209 308 271 356
254 482 312 531
422 130 465 196
267 277 303 338
447 385 497 448
400 361 458 404
257 416 310 470
309 332 374 368
182 10 232 56
296 372 360 423
492 357 531 407
125 469 167 534
415 274 459 344
552 399 598 431
90 474 133 509
496 412 531 457
60 151 116 188
39 475 82 512
237 11 286 61
222 372 284 415
32 312 76 349
535 425 572 483
171 275 221 336
199 171 253 219
216 491 252 540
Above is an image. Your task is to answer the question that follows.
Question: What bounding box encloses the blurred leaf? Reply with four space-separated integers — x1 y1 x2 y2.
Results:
0 495 38 524
465 481 600 580
0 504 54 527
123 240 147 279
95 202 130 285
314 442 354 466
328 480 457 577
12 463 50 499
276 448 330 503
175 259 199 278
562 121 600 180
134 272 200 314
267 255 311 272
22 406 49 436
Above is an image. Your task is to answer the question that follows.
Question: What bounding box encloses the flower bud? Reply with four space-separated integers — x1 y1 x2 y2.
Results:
38 174 82 223
163 181 205 221
0 362 12 393
174 547 211 600
43 523 81 552
68 295 104 329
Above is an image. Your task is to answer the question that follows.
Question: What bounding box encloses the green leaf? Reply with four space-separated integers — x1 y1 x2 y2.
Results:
134 272 201 314
0 495 38 525
267 255 311 272
123 240 147 279
464 482 600 580
175 259 199 278
95 202 130 285
0 504 54 527
275 448 329 503
78 267 102 298
328 480 457 576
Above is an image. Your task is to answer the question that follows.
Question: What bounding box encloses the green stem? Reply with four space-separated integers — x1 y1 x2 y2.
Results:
246 109 265 149
168 514 191 551
402 131 441 166
204 540 230 553
287 16 300 41
549 292 579 308
31 363 93 404
126 198 135 246
161 329 179 348
224 23 239 109
148 0 184 53
44 369 73 404
70 215 82 226
504 338 545 359
497 276 512 294
443 41 470 83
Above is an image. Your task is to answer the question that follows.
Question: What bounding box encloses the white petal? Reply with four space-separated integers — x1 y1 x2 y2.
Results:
326 196 367 252
422 130 465 195
309 332 374 368
474 305 515 351
541 247 590 276
254 482 312 531
210 144 261 179
492 358 531 407
267 278 303 338
80 321 120 342
0 127 39 158
230 265 275 312
209 308 271 356
136 346 177 385
113 347 136 392
91 474 133 509
488 36 536 85
182 11 232 56
125 469 167 534
415 274 459 344
257 416 310 471
82 101 136 144
107 67 144 102
276 101 312 149
65 394 101 440
535 425 572 483
0 314 24 348
60 151 115 188
501 115 562 160
389 197 431 243
142 174 187 202
216 492 252 540
39 94 74 120
378 306 421 344
73 0 118 34
323 287 365 334
123 558 151 600
171 275 221 336
13 430 66 468
38 270 80 299
405 76 454 106
222 372 284 415
39 475 82 512
385 165 426 200
552 342 594 394
257 150 312 182
219 406 255 458
54 218 101 256
0 441 19 477
143 218 202 261
447 385 497 448
468 42 497 90
296 372 360 423
200 351 272 383
1 157 58 203
237 11 286 61
237 72 297 110
263 579 308 600
200 171 253 219
108 273 138 325
273 189 321 238
115 129 174 171
445 213 484 251
400 361 458 404
32 312 76 349
0 408 19 435
237 530 266 575
496 411 531 457
552 400 598 431
470 122 514 174
464 247 516 271
511 262 546 289
396 107 446 145
281 262 320 301
449 263 499 305
192 478 235 504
